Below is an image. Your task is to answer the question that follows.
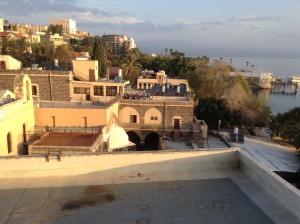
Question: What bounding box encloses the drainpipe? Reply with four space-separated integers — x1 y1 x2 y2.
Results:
49 72 53 101
164 102 167 134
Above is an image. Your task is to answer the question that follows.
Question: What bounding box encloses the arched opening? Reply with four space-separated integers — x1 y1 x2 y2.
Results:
144 132 160 151
7 132 12 154
143 83 147 90
26 80 30 101
139 83 142 89
127 131 142 151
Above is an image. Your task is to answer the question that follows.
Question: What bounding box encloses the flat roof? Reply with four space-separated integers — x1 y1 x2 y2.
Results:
0 169 298 224
33 132 99 147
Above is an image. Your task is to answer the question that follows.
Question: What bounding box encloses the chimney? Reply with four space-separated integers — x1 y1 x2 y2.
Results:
118 69 122 77
106 68 110 80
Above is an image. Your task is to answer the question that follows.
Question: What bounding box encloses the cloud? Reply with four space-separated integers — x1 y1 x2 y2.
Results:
0 0 143 26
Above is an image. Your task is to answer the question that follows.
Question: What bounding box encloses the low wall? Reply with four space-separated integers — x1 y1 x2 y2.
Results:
0 149 239 185
239 150 300 219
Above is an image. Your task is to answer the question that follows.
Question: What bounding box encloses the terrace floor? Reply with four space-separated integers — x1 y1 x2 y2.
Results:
0 169 298 224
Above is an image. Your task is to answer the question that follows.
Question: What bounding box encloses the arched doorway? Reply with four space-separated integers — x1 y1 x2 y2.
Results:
144 132 160 151
127 131 142 151
7 132 12 154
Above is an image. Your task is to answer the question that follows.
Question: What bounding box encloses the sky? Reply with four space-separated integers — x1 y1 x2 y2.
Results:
1 0 300 74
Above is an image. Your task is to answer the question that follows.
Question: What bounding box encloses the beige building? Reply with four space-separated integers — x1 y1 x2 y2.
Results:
50 18 77 34
70 79 129 102
28 33 41 43
137 70 189 93
72 60 98 81
0 55 22 70
0 74 35 156
34 100 118 128
102 34 136 55
42 33 67 47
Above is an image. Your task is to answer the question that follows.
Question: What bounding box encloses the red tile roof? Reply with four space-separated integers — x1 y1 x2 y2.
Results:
73 52 89 59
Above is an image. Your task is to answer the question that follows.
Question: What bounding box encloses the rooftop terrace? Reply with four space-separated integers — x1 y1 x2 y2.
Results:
0 149 299 223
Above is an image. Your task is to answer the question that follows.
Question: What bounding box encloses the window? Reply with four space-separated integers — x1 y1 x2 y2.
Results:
130 115 137 123
106 86 117 96
94 86 104 96
32 85 38 96
74 87 90 94
7 133 12 154
151 116 158 120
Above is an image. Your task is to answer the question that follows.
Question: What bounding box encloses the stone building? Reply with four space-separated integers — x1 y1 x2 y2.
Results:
137 70 189 94
0 70 72 101
118 96 195 150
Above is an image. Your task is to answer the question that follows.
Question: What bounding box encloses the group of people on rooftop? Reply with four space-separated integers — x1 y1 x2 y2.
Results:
122 93 153 100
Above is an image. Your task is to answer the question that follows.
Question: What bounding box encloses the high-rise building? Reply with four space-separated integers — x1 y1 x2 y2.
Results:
0 18 3 32
102 34 136 55
50 18 76 34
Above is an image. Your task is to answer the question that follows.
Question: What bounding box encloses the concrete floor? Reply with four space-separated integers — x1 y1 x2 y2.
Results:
0 170 298 224
234 136 299 172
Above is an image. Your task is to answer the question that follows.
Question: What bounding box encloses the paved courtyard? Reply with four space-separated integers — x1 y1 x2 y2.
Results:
234 136 299 172
0 178 282 224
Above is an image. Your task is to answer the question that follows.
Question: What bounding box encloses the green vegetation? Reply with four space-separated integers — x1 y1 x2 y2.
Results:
121 50 142 87
91 36 107 77
0 38 273 130
47 24 63 35
270 107 300 152
140 49 196 77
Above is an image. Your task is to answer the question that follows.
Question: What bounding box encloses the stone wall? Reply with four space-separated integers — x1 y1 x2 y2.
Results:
118 98 195 136
0 71 72 101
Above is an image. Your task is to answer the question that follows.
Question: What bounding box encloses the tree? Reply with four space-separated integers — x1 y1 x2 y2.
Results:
270 107 300 147
188 58 230 99
47 24 63 35
31 40 55 67
54 44 73 67
121 51 142 86
1 38 31 66
225 74 271 126
91 36 107 77
196 97 232 129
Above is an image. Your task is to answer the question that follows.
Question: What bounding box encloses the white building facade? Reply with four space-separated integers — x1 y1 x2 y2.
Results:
0 17 3 32
50 18 77 34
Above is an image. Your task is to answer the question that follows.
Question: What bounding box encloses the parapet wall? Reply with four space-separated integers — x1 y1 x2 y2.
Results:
239 150 300 220
0 149 239 186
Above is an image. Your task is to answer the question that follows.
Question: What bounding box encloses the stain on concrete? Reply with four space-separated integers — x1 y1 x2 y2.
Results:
159 182 180 191
138 204 150 211
62 186 116 210
136 218 151 224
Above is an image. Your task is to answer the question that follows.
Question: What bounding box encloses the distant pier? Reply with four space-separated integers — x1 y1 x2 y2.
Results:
271 80 298 95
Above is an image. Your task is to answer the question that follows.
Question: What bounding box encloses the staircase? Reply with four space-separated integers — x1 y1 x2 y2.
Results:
192 123 204 148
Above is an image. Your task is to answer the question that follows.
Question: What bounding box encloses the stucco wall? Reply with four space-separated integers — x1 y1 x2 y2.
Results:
72 60 98 81
0 99 35 156
0 149 239 181
35 107 107 127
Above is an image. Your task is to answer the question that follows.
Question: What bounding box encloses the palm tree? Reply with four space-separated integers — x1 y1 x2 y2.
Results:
121 53 142 86
251 64 254 76
246 61 249 72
